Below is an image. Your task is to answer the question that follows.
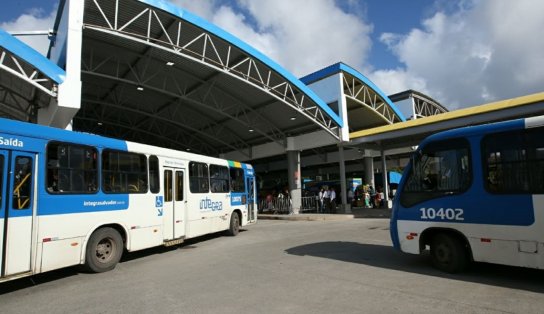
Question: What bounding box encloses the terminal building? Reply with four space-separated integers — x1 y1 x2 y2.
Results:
2 0 544 213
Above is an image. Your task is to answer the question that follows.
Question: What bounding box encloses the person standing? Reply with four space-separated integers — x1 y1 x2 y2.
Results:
284 188 293 215
347 189 354 207
318 188 325 213
323 187 331 213
330 188 337 214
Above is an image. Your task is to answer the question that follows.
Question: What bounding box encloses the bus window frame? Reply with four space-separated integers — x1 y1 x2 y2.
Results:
102 149 149 194
481 127 544 195
189 161 209 194
149 155 160 194
45 141 99 195
209 164 229 193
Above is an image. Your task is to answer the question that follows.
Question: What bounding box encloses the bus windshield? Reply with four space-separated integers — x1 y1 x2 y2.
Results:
400 138 471 207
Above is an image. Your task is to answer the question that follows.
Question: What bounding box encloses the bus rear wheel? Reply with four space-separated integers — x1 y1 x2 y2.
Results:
84 227 123 273
226 212 240 236
430 233 468 273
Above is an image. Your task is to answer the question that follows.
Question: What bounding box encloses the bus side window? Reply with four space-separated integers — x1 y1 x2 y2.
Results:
483 127 544 194
102 150 148 194
210 164 229 193
189 162 209 193
47 142 98 194
229 167 245 193
149 155 160 194
13 156 32 209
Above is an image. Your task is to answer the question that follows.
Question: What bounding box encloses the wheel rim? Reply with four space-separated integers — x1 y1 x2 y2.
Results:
434 243 452 265
96 237 116 264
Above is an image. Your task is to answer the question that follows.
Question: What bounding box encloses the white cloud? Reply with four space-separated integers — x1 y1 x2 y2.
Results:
371 0 544 109
371 68 428 97
170 0 373 77
1 7 56 55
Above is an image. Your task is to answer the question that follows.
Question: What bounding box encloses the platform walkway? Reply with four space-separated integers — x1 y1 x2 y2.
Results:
257 206 391 221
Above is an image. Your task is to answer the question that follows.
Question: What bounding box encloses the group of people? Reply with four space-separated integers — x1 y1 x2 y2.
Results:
317 187 337 213
264 189 293 214
353 185 384 208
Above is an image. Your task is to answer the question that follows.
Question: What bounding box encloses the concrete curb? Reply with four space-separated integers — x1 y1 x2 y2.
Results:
258 214 354 221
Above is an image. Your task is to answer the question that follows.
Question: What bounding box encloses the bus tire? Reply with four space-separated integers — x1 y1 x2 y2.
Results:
226 212 240 236
83 227 123 273
430 233 468 273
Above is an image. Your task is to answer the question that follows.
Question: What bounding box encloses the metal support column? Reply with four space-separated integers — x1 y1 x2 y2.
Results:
287 150 301 214
364 156 375 188
338 145 349 213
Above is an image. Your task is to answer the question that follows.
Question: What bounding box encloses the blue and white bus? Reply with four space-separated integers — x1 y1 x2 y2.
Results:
391 115 544 273
0 117 257 282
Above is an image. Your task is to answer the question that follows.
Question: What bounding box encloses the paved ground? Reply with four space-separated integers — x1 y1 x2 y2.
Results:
1 218 544 313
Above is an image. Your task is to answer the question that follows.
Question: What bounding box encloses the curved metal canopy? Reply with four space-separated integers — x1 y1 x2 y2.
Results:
388 89 448 119
302 62 405 132
74 0 342 157
0 29 64 122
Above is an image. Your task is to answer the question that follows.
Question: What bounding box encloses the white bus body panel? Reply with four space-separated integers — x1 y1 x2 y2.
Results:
397 195 544 269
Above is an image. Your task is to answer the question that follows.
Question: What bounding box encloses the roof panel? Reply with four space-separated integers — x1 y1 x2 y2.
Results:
137 0 342 128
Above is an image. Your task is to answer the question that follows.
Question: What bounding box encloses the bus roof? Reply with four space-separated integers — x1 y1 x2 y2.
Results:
419 116 528 147
0 117 252 167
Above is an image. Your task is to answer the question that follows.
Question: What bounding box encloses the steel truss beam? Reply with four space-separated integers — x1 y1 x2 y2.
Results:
342 73 403 124
411 94 448 119
388 89 448 120
0 48 58 98
83 0 340 140
0 47 58 121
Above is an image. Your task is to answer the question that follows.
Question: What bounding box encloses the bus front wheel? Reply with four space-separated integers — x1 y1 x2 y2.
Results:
84 227 123 273
430 233 468 273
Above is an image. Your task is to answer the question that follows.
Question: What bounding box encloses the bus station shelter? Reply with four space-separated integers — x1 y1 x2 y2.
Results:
2 0 544 213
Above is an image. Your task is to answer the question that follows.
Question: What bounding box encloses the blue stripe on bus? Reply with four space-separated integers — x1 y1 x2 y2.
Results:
394 194 535 226
0 117 128 151
38 193 129 215
0 118 132 217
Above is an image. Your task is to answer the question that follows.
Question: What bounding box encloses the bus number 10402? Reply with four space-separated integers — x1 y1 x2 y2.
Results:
419 207 464 221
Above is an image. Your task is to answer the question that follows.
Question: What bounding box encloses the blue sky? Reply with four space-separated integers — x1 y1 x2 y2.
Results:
1 0 543 111
0 0 58 23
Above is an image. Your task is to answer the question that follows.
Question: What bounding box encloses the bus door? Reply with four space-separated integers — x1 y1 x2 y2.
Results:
163 168 186 240
246 176 256 222
0 150 35 277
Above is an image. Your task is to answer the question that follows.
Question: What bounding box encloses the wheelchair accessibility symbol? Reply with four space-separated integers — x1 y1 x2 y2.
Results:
156 196 163 207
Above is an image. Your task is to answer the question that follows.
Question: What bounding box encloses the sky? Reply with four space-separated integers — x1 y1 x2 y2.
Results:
1 0 544 111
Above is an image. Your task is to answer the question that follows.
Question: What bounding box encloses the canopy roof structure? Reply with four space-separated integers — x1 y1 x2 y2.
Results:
71 0 342 158
350 92 544 150
388 89 448 120
0 29 64 122
301 62 406 133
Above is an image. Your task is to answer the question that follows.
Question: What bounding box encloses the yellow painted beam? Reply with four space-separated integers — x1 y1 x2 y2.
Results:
350 92 544 139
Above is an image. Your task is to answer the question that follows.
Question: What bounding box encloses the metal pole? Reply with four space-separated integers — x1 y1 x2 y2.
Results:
380 147 389 208
338 145 349 213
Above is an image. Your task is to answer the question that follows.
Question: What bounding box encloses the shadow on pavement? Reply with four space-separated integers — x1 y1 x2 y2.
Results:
285 241 544 293
0 230 240 295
